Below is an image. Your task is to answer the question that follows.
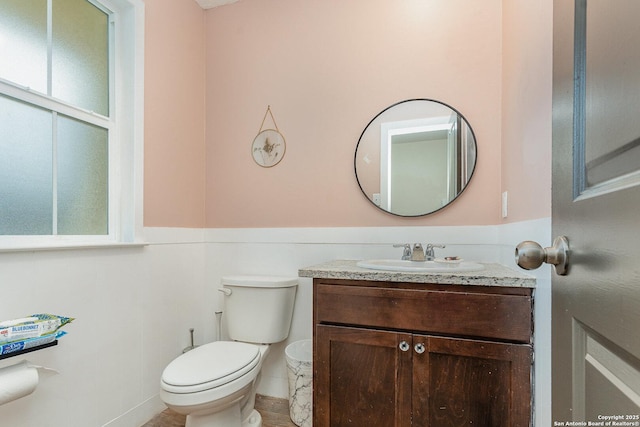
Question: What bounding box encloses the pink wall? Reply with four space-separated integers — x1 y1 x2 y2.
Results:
140 0 552 229
204 0 504 227
144 0 207 228
501 0 553 222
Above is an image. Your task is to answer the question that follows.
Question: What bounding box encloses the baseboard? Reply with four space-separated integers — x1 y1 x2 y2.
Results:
102 394 166 427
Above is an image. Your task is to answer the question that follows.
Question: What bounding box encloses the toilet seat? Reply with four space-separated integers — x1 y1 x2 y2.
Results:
161 341 260 394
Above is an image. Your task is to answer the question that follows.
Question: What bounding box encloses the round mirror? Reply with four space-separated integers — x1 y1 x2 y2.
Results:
354 99 477 217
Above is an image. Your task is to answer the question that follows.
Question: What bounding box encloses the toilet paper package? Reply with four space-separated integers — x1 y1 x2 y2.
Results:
0 331 67 356
0 314 73 345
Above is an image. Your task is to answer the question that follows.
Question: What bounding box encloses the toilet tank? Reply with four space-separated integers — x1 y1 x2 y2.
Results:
221 275 297 344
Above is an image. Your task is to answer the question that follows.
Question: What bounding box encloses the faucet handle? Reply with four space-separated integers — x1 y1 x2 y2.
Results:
424 243 446 259
427 243 446 249
393 244 412 260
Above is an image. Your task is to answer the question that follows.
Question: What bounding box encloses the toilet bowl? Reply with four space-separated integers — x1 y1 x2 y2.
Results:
160 341 270 427
159 275 298 427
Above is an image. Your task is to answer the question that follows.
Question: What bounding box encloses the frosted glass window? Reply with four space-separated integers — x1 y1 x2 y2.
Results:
52 0 109 116
0 0 132 243
0 95 53 235
0 0 48 93
57 116 108 235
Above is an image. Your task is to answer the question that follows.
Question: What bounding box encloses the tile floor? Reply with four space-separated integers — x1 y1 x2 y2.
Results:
141 395 297 427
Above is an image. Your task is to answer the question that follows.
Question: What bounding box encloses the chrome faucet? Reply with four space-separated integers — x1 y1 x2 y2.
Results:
394 243 428 261
425 243 446 260
394 243 446 261
393 244 412 260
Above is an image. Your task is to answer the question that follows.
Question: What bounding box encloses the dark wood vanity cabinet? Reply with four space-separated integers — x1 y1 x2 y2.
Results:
313 279 533 427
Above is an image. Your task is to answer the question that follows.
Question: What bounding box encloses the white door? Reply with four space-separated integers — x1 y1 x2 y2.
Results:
551 0 640 423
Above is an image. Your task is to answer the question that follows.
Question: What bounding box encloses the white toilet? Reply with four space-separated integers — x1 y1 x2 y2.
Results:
160 275 298 427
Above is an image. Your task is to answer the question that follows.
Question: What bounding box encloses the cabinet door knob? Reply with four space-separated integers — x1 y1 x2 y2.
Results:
399 341 410 352
414 343 425 354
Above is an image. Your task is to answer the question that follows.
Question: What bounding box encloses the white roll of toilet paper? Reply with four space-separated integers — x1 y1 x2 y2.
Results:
0 360 58 406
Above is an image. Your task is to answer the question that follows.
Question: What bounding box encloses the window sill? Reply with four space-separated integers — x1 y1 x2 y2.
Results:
0 241 148 253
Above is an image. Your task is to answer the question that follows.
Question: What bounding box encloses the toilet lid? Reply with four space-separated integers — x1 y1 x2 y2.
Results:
162 341 260 392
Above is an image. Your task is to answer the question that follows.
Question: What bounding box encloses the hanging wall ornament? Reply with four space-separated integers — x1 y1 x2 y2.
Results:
251 106 286 167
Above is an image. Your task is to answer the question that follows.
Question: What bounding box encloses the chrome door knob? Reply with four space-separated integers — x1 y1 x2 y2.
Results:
399 341 410 352
414 343 425 354
515 236 570 275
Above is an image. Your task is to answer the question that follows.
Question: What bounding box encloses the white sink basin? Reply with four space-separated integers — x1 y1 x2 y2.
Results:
356 259 485 273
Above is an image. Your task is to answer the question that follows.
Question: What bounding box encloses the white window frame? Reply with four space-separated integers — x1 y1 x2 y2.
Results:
0 0 145 251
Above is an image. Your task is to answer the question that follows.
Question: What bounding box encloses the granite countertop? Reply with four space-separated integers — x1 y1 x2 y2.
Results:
298 259 536 288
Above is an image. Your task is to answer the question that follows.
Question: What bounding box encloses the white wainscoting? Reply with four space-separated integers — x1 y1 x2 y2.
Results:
0 229 207 427
206 218 551 427
0 220 550 426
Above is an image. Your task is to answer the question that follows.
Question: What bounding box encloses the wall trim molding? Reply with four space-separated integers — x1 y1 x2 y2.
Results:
144 219 551 250
144 227 207 244
144 219 551 248
204 225 502 245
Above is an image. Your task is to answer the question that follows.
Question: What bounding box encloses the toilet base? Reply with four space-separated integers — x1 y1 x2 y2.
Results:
184 405 262 427
243 409 262 427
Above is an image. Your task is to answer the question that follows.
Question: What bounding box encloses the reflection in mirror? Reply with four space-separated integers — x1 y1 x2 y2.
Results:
355 99 477 217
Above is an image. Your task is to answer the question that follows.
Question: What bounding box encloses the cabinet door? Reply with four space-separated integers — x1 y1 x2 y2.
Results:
412 335 532 427
314 324 412 427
